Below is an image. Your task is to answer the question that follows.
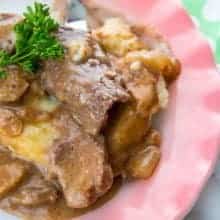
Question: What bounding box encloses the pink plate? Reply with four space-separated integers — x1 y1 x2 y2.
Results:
76 0 220 219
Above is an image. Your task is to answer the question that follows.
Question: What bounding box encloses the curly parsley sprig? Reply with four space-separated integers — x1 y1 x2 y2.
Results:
0 2 64 78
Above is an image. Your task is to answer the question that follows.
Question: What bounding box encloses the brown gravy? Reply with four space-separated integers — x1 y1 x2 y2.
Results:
0 161 122 220
30 178 121 220
0 147 121 220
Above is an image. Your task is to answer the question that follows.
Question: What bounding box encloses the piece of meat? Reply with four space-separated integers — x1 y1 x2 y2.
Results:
0 146 29 199
10 174 58 207
0 162 28 198
0 108 23 137
51 109 113 208
0 14 22 52
0 67 29 103
0 85 113 209
0 145 59 209
42 28 129 135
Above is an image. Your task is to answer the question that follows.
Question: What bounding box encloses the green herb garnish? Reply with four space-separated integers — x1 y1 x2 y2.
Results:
0 2 64 78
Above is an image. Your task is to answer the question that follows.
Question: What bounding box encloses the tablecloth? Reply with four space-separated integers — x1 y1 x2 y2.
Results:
183 0 220 64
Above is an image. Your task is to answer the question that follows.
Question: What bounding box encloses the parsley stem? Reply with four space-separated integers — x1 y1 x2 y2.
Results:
11 52 34 63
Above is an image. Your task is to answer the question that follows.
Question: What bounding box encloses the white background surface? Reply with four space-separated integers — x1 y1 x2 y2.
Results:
0 0 51 14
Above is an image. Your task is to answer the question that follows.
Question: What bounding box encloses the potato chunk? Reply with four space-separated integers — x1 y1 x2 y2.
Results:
125 50 180 82
0 96 60 166
0 108 23 137
126 145 161 179
10 175 58 207
106 103 150 173
93 18 145 56
0 162 27 198
0 121 59 166
145 129 161 146
68 38 93 63
0 68 29 103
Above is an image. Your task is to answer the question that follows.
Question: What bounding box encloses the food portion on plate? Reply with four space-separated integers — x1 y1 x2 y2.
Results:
0 2 180 219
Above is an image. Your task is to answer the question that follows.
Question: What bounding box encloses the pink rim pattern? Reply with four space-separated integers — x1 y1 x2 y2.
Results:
76 0 220 219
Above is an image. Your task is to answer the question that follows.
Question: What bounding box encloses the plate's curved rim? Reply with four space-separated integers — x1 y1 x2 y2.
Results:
1 1 220 220
78 0 220 220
